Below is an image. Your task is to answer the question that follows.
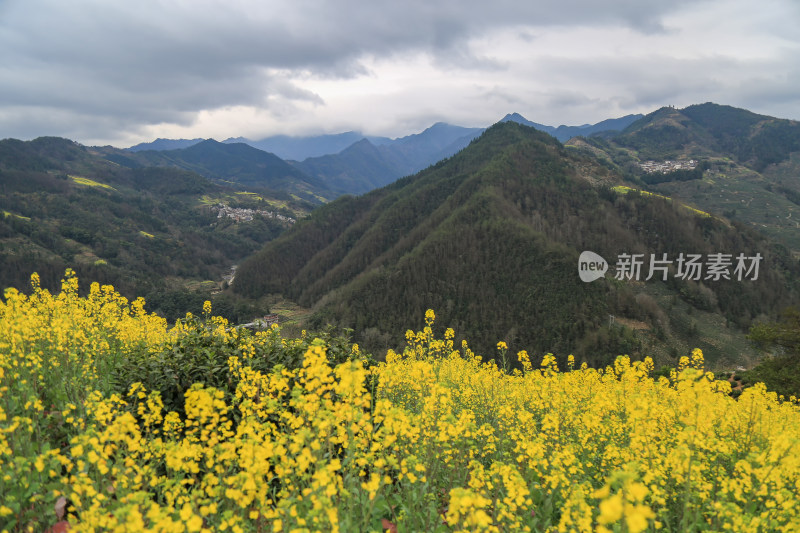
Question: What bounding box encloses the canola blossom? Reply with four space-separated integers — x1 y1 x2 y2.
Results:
1 274 800 532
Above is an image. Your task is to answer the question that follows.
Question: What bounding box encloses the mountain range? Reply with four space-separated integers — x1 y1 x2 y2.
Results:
232 115 800 367
98 139 331 203
569 103 800 251
500 112 643 141
3 102 800 370
120 114 638 196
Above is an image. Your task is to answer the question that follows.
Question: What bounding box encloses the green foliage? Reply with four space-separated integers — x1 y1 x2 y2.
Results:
111 315 371 416
612 103 800 173
579 103 800 257
617 124 693 160
746 121 800 171
748 307 800 354
742 307 800 398
679 103 800 171
738 356 800 400
680 103 765 140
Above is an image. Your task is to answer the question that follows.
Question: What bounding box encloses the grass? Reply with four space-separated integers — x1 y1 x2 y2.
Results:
183 279 219 292
234 191 264 200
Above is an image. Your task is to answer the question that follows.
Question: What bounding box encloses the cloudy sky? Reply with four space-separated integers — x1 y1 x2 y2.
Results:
1 0 798 147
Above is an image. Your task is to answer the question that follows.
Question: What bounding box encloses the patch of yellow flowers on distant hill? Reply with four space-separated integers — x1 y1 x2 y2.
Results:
611 185 711 217
69 175 117 191
1 274 800 532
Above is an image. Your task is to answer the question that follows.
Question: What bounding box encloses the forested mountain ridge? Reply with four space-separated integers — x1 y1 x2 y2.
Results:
600 103 800 169
501 112 644 141
224 131 375 160
234 121 800 367
4 103 799 361
292 138 403 195
0 136 308 321
96 139 333 203
570 103 800 251
127 137 205 152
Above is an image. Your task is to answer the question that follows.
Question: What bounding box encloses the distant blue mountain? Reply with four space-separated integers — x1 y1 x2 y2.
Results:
118 139 330 202
387 122 484 173
223 132 392 161
500 113 643 142
293 138 400 195
294 122 485 193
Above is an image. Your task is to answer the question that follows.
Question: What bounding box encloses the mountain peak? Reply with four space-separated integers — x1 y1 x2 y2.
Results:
425 121 461 131
501 112 530 123
498 112 641 142
346 137 376 150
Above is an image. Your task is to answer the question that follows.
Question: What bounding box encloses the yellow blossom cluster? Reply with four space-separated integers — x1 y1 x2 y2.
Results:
2 274 800 532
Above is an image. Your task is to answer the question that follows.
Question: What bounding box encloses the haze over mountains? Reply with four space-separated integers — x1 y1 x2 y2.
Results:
128 113 640 159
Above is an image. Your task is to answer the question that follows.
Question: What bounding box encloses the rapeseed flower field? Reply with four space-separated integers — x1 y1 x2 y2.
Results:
2 272 800 532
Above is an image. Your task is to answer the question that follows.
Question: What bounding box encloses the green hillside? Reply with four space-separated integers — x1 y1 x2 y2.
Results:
234 122 799 367
294 138 403 195
96 139 332 203
0 137 309 321
569 103 800 252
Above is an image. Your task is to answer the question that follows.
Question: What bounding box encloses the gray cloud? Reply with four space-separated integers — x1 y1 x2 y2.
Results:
0 0 796 145
522 46 800 122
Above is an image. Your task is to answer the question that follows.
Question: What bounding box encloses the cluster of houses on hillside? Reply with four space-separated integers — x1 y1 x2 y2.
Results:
214 204 296 225
638 159 698 174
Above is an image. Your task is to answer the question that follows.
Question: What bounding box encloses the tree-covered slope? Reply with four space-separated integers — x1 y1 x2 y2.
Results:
234 122 799 366
294 138 403 195
570 103 800 252
0 137 307 321
607 103 800 171
98 139 332 203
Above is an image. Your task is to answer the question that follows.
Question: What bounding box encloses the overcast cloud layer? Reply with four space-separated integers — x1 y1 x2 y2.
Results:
1 0 798 147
